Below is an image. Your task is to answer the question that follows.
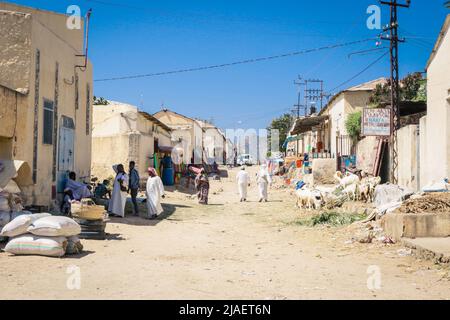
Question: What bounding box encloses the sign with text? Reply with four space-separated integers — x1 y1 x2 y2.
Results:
362 108 391 136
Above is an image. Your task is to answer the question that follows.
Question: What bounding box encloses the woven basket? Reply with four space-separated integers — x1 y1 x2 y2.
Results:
71 198 106 221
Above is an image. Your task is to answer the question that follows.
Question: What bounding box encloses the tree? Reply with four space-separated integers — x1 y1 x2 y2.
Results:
268 113 294 152
93 96 109 105
345 111 362 142
368 72 426 107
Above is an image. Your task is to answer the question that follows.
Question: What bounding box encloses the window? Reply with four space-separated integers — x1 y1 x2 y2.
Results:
43 99 54 145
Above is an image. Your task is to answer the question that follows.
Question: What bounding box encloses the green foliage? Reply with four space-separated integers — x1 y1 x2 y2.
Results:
345 111 362 141
402 73 425 101
294 212 366 227
368 73 427 106
268 113 294 152
94 96 109 105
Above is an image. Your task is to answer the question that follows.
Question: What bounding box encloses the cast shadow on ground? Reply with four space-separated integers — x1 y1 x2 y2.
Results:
110 203 191 226
65 250 96 259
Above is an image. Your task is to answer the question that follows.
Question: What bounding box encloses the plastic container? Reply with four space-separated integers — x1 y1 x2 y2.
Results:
162 167 175 186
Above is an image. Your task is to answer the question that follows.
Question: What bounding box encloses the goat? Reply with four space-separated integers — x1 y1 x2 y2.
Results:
334 171 360 188
295 188 324 210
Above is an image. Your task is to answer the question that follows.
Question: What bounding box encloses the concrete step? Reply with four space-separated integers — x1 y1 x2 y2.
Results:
402 237 450 265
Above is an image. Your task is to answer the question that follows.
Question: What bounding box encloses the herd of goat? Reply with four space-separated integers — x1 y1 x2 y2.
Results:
294 171 382 210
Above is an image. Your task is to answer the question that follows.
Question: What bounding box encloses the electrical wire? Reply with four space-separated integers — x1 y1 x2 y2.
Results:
94 38 376 82
327 50 389 93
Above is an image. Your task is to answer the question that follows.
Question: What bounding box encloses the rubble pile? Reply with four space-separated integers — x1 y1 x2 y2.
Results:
397 193 450 214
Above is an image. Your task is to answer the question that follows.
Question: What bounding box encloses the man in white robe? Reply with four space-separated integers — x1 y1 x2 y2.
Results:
257 164 272 202
145 167 165 219
66 172 92 201
236 166 250 202
108 164 129 218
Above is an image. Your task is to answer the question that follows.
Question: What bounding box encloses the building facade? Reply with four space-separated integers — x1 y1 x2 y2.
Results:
195 120 226 164
91 101 172 182
0 3 93 206
153 109 205 164
420 14 450 188
319 78 386 157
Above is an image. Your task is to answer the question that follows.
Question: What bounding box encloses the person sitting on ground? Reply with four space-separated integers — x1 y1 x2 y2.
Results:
61 188 74 216
65 171 92 201
94 179 111 199
212 161 219 174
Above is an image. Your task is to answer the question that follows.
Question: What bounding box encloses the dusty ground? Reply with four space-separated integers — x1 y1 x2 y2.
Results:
0 166 449 300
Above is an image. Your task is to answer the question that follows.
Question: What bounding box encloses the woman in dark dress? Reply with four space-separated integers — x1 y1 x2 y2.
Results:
195 168 209 205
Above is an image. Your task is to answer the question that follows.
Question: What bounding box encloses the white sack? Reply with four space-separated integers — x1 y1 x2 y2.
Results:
0 213 50 237
27 216 81 237
5 234 67 257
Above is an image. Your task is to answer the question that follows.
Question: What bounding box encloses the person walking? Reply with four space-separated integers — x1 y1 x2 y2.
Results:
128 161 140 216
108 164 129 217
145 167 165 219
236 166 250 202
256 164 271 202
195 168 210 205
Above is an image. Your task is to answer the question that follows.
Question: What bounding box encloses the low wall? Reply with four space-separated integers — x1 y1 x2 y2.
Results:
312 158 336 185
382 213 450 240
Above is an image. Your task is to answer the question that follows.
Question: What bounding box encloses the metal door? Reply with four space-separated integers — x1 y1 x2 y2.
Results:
57 116 75 192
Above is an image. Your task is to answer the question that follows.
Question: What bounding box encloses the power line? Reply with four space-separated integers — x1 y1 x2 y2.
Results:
94 38 376 82
327 50 389 93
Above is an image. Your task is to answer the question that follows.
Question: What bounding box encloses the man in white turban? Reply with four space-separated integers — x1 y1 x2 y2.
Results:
236 166 250 202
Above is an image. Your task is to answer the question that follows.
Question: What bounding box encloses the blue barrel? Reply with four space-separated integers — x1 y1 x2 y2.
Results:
162 167 174 186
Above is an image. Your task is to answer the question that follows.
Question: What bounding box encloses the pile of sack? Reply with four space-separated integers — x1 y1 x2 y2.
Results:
0 214 83 257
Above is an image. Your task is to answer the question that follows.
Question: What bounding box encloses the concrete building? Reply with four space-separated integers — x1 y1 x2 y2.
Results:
420 14 450 188
153 109 205 164
91 101 172 182
195 119 226 164
319 78 386 157
0 3 93 206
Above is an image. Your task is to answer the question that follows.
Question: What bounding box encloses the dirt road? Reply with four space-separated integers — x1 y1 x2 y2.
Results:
1 166 449 299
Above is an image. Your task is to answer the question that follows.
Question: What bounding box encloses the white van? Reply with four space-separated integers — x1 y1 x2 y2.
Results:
237 154 254 166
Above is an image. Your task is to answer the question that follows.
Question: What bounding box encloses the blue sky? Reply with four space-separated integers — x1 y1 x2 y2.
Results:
5 0 449 129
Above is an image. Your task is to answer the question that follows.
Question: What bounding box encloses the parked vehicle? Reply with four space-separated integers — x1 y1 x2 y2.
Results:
237 154 254 166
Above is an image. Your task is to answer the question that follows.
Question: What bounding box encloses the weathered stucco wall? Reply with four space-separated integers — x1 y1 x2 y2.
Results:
356 136 379 174
0 4 93 206
398 125 420 191
91 134 130 180
424 19 450 185
92 103 173 181
0 10 32 93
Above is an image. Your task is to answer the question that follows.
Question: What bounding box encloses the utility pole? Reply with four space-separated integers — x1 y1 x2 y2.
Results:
379 0 410 184
293 77 325 117
293 76 305 118
304 79 325 115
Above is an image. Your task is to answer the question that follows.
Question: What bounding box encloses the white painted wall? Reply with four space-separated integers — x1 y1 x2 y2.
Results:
423 19 450 186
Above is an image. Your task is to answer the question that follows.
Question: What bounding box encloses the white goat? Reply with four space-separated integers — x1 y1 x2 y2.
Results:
334 171 360 188
359 176 382 202
295 188 324 210
343 183 359 201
